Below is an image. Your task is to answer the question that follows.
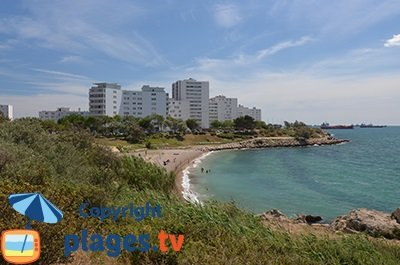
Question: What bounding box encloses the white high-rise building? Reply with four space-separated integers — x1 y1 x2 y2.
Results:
237 104 262 121
89 83 168 118
39 107 90 122
172 78 209 128
0 104 13 120
209 95 238 123
89 83 122 116
168 99 190 121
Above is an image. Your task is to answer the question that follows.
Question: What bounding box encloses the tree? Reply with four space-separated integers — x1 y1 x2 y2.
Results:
222 120 234 128
0 112 8 123
210 120 222 129
186 119 199 131
255 120 268 129
58 114 87 129
125 124 145 143
294 127 312 140
138 116 154 133
284 121 291 128
234 115 256 130
165 116 186 134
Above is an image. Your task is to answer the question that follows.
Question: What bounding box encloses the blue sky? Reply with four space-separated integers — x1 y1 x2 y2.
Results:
1 0 400 124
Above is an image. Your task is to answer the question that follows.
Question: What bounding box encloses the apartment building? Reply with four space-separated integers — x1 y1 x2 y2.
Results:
209 95 238 123
39 107 90 122
172 78 209 128
0 104 13 120
237 104 262 121
89 83 168 118
168 99 190 121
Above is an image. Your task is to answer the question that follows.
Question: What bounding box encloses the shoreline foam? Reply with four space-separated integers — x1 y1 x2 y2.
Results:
181 151 213 204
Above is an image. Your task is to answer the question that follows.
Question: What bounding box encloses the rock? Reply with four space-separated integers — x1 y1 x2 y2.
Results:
260 209 290 222
391 208 400 224
331 208 400 239
265 209 286 218
110 146 120 153
294 214 323 224
305 215 323 224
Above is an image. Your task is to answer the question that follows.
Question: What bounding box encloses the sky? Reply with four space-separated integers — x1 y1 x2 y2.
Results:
0 0 400 125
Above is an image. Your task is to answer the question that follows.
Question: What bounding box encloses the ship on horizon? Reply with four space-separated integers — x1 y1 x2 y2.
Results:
359 123 387 128
320 122 354 129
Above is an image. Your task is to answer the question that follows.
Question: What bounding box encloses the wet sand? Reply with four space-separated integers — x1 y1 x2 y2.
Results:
131 148 206 195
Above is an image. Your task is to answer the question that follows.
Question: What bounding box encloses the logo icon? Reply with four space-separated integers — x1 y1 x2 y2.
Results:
1 230 40 264
2 193 63 264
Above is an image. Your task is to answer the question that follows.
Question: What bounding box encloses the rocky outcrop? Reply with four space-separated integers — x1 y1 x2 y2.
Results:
261 210 323 225
260 209 291 222
204 136 349 151
330 209 400 239
296 214 323 224
260 208 400 240
391 208 400 224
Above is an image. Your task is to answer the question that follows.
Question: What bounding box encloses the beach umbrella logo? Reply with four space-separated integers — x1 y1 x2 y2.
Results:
1 192 63 264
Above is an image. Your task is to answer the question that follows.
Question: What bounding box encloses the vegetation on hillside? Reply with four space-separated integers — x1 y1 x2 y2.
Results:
42 114 326 150
0 118 399 264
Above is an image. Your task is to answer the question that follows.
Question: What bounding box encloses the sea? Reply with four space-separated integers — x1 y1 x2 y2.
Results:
187 127 400 221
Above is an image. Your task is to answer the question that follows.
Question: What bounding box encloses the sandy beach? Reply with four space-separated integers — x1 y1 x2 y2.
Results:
131 147 206 196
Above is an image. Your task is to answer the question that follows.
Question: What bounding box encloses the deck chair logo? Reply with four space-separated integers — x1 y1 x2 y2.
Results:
1 193 63 264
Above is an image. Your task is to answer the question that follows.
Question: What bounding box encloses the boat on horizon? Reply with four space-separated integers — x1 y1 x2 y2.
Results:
359 124 387 128
320 123 354 130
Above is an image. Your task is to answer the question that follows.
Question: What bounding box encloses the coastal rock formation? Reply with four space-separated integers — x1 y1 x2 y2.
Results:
296 214 323 224
261 210 323 225
204 136 349 152
330 209 400 239
391 208 400 224
260 209 289 221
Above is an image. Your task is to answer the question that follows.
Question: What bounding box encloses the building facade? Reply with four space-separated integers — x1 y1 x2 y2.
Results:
168 99 190 121
172 78 209 128
89 83 122 116
0 104 13 120
237 104 262 121
89 83 168 118
39 107 90 122
209 95 238 123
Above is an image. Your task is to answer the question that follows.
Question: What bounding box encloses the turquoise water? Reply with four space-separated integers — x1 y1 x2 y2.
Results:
190 127 400 221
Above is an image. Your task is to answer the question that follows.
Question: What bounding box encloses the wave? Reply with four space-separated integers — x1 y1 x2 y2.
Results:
181 151 213 205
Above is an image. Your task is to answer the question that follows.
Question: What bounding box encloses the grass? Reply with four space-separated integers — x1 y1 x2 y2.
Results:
95 133 238 150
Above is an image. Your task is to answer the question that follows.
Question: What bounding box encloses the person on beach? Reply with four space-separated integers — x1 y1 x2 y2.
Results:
201 167 204 173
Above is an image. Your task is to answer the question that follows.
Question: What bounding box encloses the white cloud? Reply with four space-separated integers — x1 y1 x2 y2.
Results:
0 1 164 66
188 36 313 73
0 44 11 50
32 68 91 81
384 34 400 47
214 4 242 28
60 56 84 64
256 36 313 60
